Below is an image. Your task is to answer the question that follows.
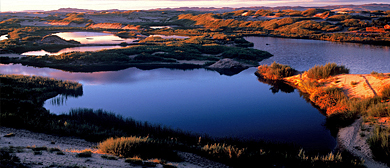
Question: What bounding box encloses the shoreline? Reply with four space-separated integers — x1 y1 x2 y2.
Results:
0 126 230 168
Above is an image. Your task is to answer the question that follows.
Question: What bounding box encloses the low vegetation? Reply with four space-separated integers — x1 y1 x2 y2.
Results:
307 63 349 80
256 61 297 80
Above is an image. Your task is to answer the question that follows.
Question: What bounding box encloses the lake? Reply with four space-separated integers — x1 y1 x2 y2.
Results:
3 37 389 152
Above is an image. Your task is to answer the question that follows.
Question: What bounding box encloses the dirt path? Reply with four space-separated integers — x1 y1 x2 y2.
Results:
337 118 388 168
0 127 230 168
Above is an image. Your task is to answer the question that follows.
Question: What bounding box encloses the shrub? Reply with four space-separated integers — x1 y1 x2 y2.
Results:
256 62 297 80
381 84 390 99
307 63 349 80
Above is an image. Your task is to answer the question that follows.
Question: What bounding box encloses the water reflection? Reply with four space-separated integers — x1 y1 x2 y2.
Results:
54 32 137 44
0 64 207 84
149 35 189 39
256 75 295 94
22 46 123 56
0 34 8 41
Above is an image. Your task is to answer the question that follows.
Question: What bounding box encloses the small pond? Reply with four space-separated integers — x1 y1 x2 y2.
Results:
21 46 123 56
53 31 137 44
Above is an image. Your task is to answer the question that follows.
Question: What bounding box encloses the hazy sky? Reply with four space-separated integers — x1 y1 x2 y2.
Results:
1 0 388 12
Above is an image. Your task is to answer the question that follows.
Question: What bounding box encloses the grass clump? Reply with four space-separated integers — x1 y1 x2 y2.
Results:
76 149 92 157
201 143 246 159
307 63 349 80
98 136 180 161
256 62 297 80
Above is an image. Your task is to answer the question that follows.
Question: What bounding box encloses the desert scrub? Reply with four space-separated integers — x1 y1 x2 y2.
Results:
367 125 390 166
256 62 297 80
307 63 349 80
98 136 180 161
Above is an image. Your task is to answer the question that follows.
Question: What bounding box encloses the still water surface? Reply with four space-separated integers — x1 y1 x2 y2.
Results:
3 37 390 152
246 36 390 74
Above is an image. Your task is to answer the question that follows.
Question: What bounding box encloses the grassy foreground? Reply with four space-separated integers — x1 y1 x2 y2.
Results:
256 62 390 166
0 74 366 167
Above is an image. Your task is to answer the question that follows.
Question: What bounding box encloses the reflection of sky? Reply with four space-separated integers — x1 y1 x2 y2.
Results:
149 35 189 39
0 34 8 41
53 32 137 44
21 46 123 56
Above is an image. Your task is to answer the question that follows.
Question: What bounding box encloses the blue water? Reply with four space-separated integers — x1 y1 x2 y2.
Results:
0 64 335 151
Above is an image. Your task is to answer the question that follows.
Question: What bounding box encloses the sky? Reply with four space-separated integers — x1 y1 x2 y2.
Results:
0 0 388 12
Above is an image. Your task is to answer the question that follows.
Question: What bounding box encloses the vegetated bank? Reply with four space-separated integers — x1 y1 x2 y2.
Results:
256 62 390 166
0 74 366 168
0 35 272 75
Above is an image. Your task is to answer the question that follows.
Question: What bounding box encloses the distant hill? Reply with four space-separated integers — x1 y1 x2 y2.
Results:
159 3 390 12
11 3 390 13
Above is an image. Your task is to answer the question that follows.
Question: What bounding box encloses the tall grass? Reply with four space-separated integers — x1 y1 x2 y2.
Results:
98 136 181 161
307 63 349 80
367 125 390 166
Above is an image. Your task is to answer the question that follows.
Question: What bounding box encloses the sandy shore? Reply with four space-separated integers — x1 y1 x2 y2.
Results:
0 127 230 168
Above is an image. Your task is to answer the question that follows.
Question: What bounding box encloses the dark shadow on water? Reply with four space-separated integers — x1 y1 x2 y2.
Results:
256 75 295 94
